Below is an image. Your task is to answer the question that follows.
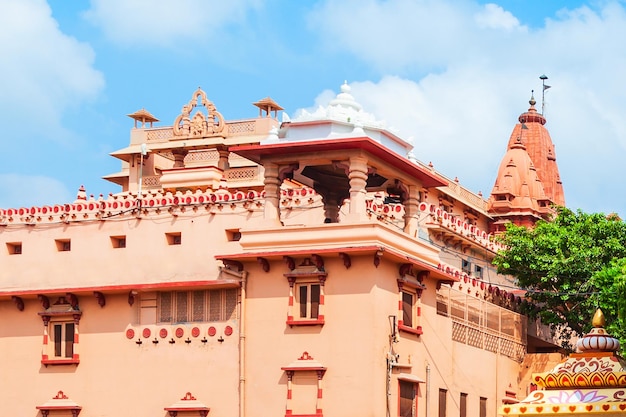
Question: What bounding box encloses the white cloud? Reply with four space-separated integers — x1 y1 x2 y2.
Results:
0 0 104 142
0 174 73 208
305 0 626 214
307 0 528 72
475 3 524 31
84 0 262 47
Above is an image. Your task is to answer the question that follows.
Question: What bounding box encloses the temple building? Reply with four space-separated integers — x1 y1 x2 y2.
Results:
0 83 565 417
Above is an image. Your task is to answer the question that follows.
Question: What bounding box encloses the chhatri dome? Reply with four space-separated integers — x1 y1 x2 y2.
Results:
291 81 385 129
500 309 626 416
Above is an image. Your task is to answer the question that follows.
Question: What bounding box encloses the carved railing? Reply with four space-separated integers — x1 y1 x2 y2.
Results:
142 176 162 189
143 120 258 143
146 128 173 142
185 150 219 164
227 121 256 135
440 288 526 362
420 202 505 252
445 181 489 211
452 321 526 362
226 167 259 182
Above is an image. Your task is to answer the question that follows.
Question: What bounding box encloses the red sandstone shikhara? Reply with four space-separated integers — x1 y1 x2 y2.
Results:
0 83 604 417
488 93 565 231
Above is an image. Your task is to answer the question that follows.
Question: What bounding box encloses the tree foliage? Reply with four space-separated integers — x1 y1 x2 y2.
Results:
492 207 626 350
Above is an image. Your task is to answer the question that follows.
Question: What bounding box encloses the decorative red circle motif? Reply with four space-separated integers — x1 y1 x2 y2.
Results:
175 327 184 338
126 329 135 339
208 326 217 337
142 328 151 338
191 327 200 337
224 326 233 336
159 328 168 338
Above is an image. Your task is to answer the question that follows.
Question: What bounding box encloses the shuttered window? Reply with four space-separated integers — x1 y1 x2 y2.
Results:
297 283 320 319
52 323 75 358
158 289 237 323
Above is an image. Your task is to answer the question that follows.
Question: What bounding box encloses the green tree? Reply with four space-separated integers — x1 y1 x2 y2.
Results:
589 258 626 349
492 207 626 350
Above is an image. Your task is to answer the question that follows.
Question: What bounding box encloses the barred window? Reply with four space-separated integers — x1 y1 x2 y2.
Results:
157 289 237 323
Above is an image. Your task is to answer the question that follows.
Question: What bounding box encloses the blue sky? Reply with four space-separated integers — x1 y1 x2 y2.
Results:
1 0 625 216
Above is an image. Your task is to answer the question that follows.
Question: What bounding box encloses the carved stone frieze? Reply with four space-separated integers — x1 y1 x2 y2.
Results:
173 88 225 138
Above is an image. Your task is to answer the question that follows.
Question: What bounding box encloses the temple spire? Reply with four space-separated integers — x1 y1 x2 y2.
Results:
487 92 565 231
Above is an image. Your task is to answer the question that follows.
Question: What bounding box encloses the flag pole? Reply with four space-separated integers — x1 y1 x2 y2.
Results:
539 74 549 116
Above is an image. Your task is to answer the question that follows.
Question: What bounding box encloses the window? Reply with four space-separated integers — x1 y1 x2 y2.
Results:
286 272 327 326
157 289 237 323
461 259 471 275
297 282 320 319
52 322 75 359
6 242 22 254
226 229 241 242
436 286 449 317
439 389 447 417
397 279 424 336
165 232 182 245
474 265 483 279
460 392 467 417
399 380 416 417
39 296 81 366
402 290 415 327
110 235 126 248
479 397 487 417
55 239 71 252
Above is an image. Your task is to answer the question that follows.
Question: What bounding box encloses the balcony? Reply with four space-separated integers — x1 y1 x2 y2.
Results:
437 287 527 362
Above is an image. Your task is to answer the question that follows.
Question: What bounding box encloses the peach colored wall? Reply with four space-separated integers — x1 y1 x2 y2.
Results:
244 256 397 417
0 206 263 292
0 293 239 416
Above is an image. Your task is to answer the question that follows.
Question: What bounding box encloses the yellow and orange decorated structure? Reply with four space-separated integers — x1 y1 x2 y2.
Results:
500 310 626 415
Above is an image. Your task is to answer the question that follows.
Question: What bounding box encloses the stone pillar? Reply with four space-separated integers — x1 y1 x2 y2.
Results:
217 147 230 172
316 186 341 223
263 162 282 224
403 185 420 236
346 156 369 222
323 192 340 223
172 149 188 168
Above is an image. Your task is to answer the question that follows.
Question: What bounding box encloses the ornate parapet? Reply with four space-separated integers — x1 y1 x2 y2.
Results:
0 188 267 225
420 202 505 253
173 88 225 138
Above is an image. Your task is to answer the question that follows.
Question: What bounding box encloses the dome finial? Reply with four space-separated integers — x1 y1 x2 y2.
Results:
576 308 619 352
592 308 606 328
529 90 536 107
